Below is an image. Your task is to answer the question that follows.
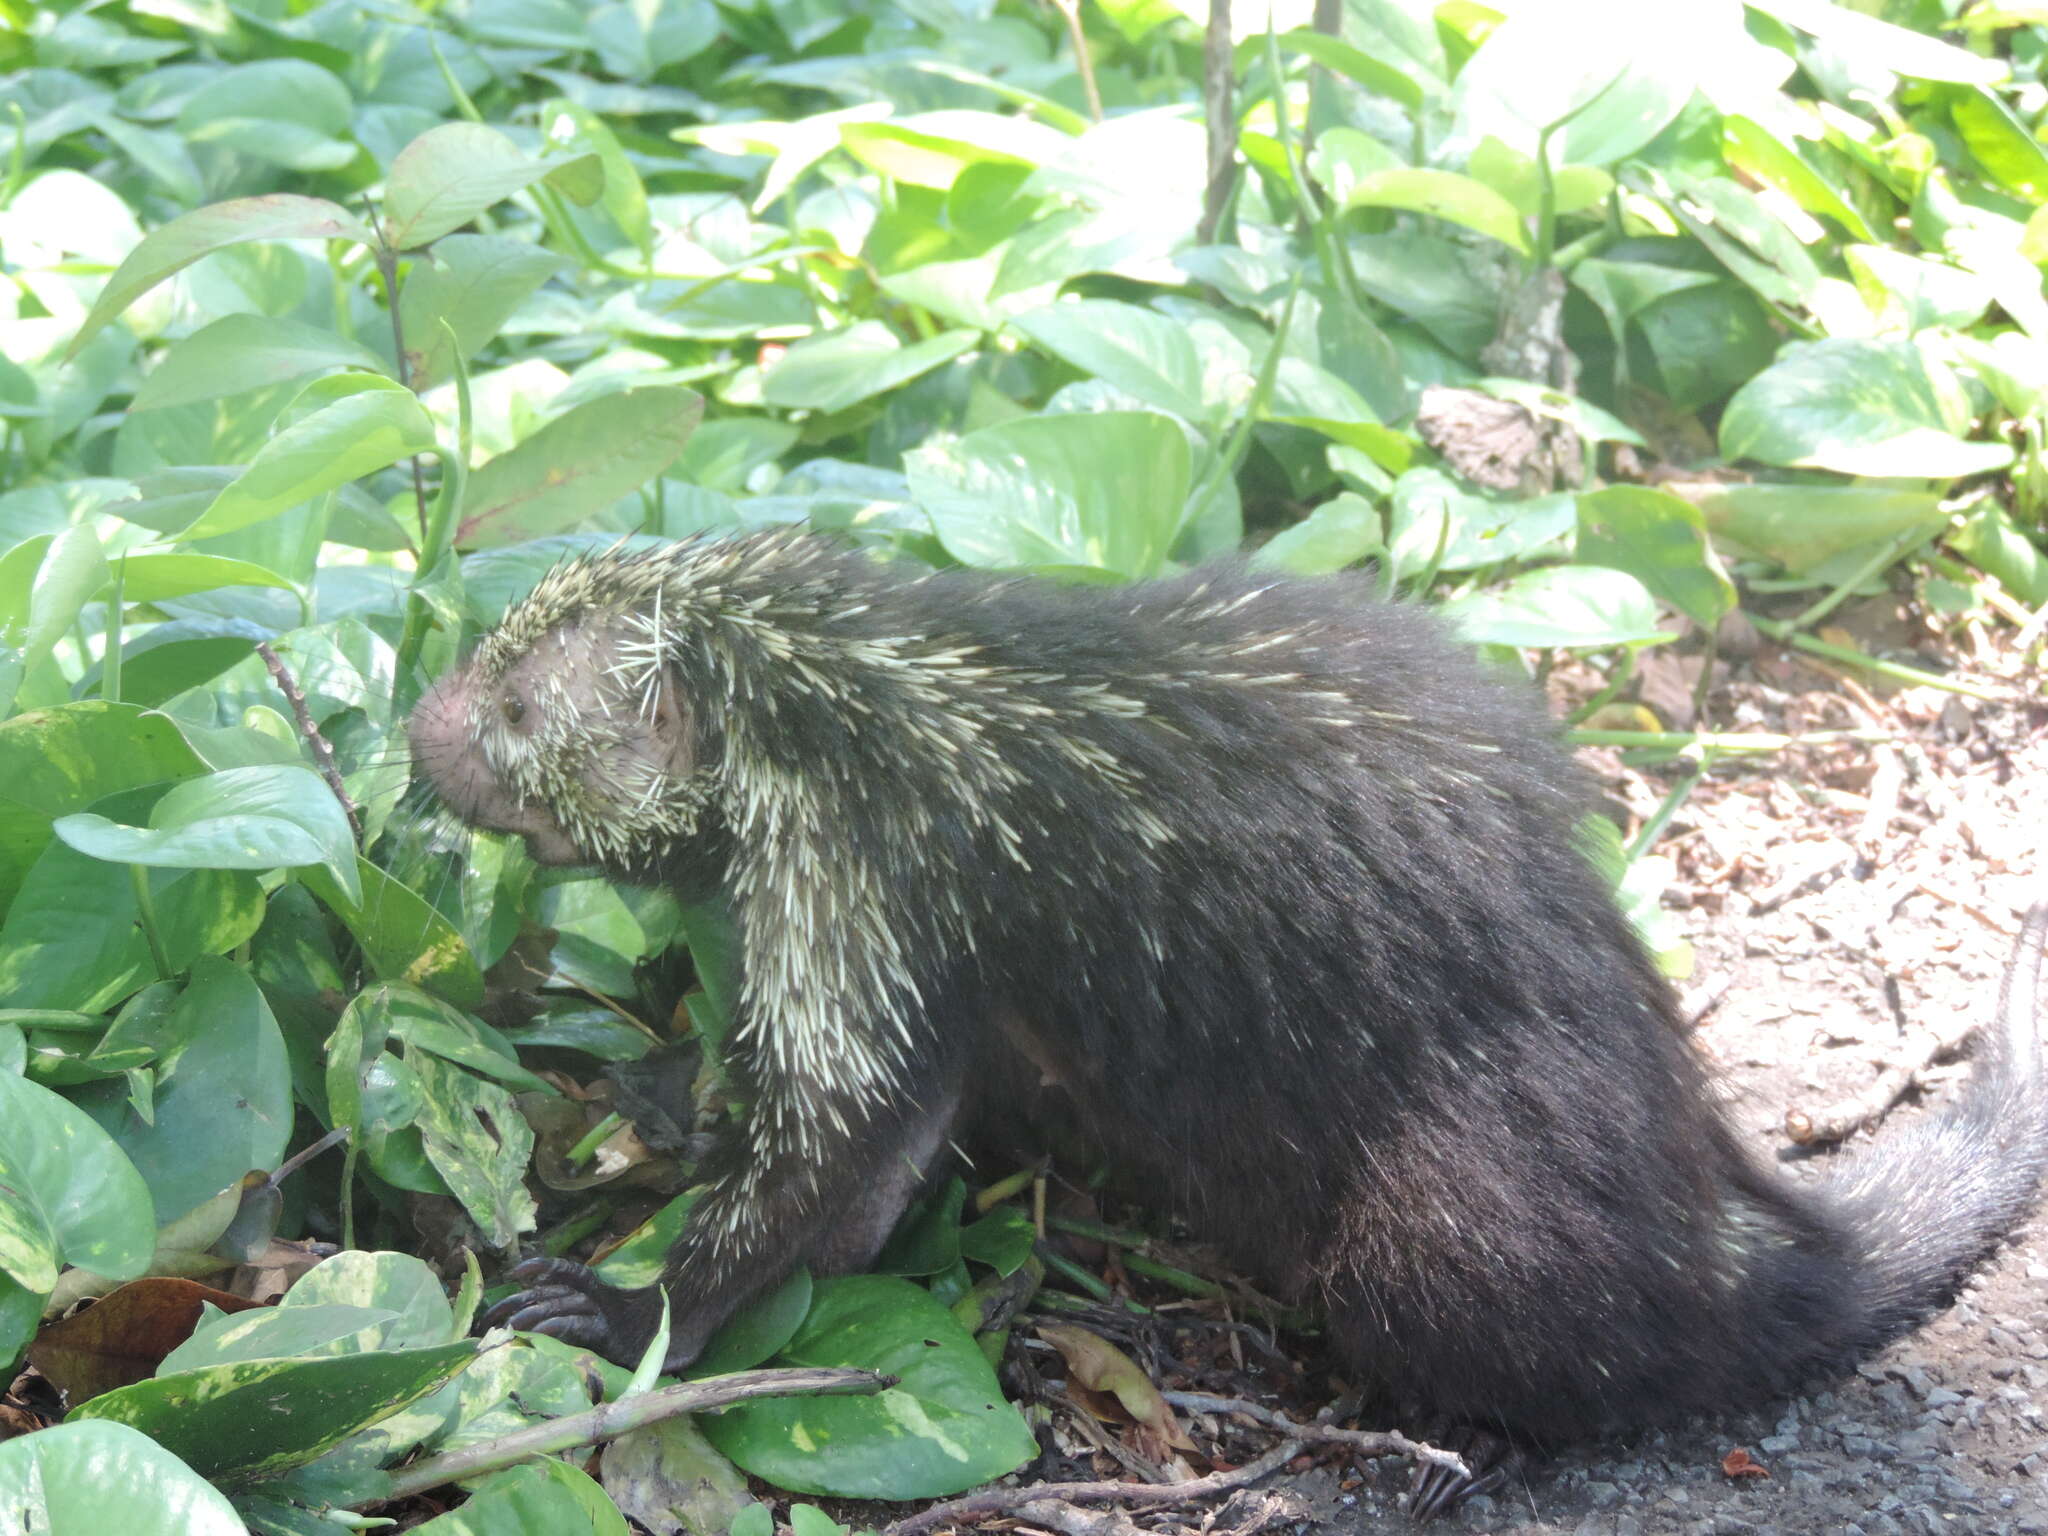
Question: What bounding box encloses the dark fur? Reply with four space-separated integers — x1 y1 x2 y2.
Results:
415 534 2048 1457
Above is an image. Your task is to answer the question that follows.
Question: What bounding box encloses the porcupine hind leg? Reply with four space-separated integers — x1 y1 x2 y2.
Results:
483 1077 966 1371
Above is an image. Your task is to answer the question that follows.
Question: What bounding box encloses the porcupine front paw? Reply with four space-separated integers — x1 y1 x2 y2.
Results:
1407 1425 1524 1522
480 1257 672 1368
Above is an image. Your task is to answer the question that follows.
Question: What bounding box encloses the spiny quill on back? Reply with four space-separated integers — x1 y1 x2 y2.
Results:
409 529 2048 1514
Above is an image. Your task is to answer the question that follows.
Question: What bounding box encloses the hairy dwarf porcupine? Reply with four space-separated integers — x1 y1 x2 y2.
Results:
410 530 2048 1507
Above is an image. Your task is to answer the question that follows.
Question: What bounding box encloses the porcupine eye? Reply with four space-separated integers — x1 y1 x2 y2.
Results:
500 694 527 727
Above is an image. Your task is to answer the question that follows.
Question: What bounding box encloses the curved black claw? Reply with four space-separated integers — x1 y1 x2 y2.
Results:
480 1257 663 1366
1408 1426 1523 1523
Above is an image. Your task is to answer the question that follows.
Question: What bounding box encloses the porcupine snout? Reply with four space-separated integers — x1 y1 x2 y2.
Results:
407 668 481 816
407 661 582 864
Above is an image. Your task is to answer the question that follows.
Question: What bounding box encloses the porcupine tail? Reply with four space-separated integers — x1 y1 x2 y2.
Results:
1815 901 2048 1355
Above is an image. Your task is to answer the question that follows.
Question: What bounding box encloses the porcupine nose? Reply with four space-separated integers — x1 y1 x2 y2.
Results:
407 669 494 830
407 675 461 784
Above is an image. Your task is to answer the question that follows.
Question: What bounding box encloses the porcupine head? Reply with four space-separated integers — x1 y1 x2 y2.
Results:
408 551 717 874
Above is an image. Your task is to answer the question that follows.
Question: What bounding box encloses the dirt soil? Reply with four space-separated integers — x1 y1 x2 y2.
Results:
950 599 2048 1536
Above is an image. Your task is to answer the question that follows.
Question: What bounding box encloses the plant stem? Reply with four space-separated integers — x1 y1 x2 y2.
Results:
566 1111 625 1167
128 865 172 981
1748 617 2005 701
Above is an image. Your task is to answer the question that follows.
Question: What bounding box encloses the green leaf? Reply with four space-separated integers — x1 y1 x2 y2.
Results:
873 1178 966 1278
1466 138 1612 219
1450 0 1699 167
1345 169 1530 255
160 1304 399 1374
540 98 653 261
959 1208 1037 1276
839 111 1070 189
1630 280 1779 412
1652 169 1820 308
700 1275 1036 1499
399 234 565 391
105 554 299 605
71 1341 477 1484
1267 357 1386 443
1949 86 2048 201
281 1250 459 1351
406 1460 628 1536
1752 0 2005 84
1948 501 2048 606
173 59 356 173
601 1415 754 1536
54 764 360 904
677 105 893 213
1720 339 2012 479
1721 116 1876 243
455 386 703 549
109 636 260 711
10 168 141 265
0 842 263 1013
383 123 603 250
591 1191 699 1291
322 984 537 1219
0 526 111 716
689 1267 814 1378
1010 300 1212 425
1252 495 1384 575
0 1421 245 1534
0 1143 58 1294
1387 470 1576 579
1844 247 1991 334
1440 566 1672 650
0 1273 33 1374
1345 229 1498 357
760 324 979 413
413 1050 536 1247
675 419 803 495
302 859 485 1011
179 376 438 541
75 957 292 1225
0 1068 154 1283
324 991 442 1199
1579 817 1691 977
906 411 1191 579
68 195 376 359
1093 0 1182 43
132 315 389 411
1575 486 1734 629
0 703 206 918
1305 127 1405 207
1569 258 1720 338
1272 29 1424 111
1690 482 1947 573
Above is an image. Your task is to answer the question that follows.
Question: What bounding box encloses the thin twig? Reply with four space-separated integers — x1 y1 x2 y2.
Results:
883 1436 1306 1536
1163 1392 1472 1478
1783 1013 1980 1146
1197 0 1235 244
371 224 437 552
256 641 364 843
1047 0 1102 121
1747 838 1854 914
377 1364 892 1503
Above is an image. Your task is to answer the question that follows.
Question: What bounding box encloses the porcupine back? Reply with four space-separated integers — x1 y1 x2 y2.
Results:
496 533 2048 1442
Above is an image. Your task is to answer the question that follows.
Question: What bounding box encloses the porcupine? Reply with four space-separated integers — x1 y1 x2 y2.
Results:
409 529 2048 1510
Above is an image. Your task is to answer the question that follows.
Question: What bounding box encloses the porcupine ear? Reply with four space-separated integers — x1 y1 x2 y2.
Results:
645 668 697 778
